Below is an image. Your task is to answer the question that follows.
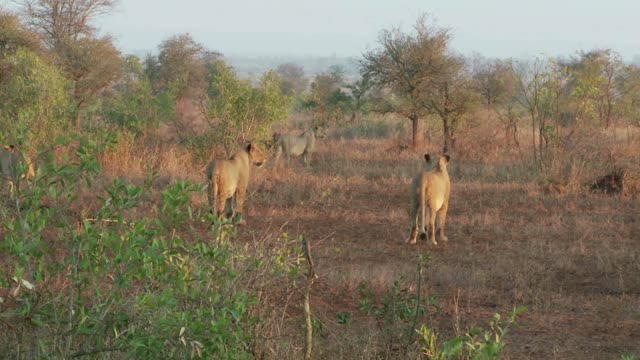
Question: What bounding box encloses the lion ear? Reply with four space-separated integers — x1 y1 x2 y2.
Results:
246 142 253 152
424 154 431 163
443 154 450 162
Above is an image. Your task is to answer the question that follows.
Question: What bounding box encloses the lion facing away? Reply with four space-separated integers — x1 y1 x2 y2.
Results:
406 153 451 245
1 145 35 196
205 142 266 225
273 125 326 167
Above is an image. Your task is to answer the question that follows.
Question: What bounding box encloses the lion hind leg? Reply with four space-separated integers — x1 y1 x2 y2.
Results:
208 180 215 214
438 202 449 242
234 188 247 226
427 205 438 245
406 225 418 244
274 145 283 168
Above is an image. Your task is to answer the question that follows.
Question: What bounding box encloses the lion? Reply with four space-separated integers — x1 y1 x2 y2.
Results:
406 153 451 245
273 125 326 167
205 142 266 225
1 145 35 196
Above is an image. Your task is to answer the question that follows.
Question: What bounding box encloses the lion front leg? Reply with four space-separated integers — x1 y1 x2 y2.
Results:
234 187 247 225
214 195 228 220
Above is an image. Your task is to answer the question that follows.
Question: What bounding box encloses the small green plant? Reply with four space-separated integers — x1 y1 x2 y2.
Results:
336 311 352 325
418 306 527 360
354 276 426 355
357 280 373 313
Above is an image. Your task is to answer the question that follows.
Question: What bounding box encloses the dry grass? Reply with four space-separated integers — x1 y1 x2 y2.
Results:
88 118 640 359
227 120 639 359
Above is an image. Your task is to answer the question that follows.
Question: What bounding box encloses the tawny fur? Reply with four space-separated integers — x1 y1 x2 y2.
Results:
206 142 265 225
406 153 451 245
273 125 326 167
1 145 35 196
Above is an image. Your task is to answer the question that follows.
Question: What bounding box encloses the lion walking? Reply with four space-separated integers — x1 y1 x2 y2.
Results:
406 153 451 245
206 142 265 225
273 125 326 167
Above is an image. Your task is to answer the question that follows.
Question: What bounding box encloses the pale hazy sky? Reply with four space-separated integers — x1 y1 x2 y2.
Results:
13 0 640 59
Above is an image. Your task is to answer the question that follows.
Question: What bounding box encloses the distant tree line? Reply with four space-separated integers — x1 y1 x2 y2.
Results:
2 4 639 159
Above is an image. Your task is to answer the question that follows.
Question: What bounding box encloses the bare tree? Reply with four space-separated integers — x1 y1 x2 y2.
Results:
471 55 510 109
14 0 121 129
471 56 523 147
346 75 372 122
421 55 478 153
511 58 562 170
15 0 116 48
362 15 449 149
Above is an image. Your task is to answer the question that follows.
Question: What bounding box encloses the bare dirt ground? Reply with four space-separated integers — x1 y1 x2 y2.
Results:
236 136 640 359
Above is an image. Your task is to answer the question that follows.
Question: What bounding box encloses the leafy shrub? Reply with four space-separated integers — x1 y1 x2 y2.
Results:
418 306 527 360
0 132 302 359
0 47 70 146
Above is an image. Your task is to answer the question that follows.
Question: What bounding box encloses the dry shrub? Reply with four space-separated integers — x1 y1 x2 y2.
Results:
156 98 209 143
453 127 502 162
622 166 640 196
542 127 640 195
98 135 200 182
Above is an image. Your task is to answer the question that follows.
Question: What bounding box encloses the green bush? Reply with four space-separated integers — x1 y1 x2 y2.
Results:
418 306 527 360
0 132 302 359
0 47 70 145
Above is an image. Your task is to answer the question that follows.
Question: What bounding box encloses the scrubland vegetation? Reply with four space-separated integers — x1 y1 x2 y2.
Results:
1 1 639 359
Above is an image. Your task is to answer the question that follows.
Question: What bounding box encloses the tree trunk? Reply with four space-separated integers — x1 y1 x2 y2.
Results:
531 113 537 166
443 117 452 154
605 100 614 129
410 112 424 150
75 111 81 130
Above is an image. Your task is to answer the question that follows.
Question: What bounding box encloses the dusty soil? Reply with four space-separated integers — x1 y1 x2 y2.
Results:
238 137 640 359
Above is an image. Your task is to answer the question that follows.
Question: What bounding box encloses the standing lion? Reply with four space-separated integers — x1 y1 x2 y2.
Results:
273 125 326 167
406 153 451 245
205 142 265 225
1 145 35 196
